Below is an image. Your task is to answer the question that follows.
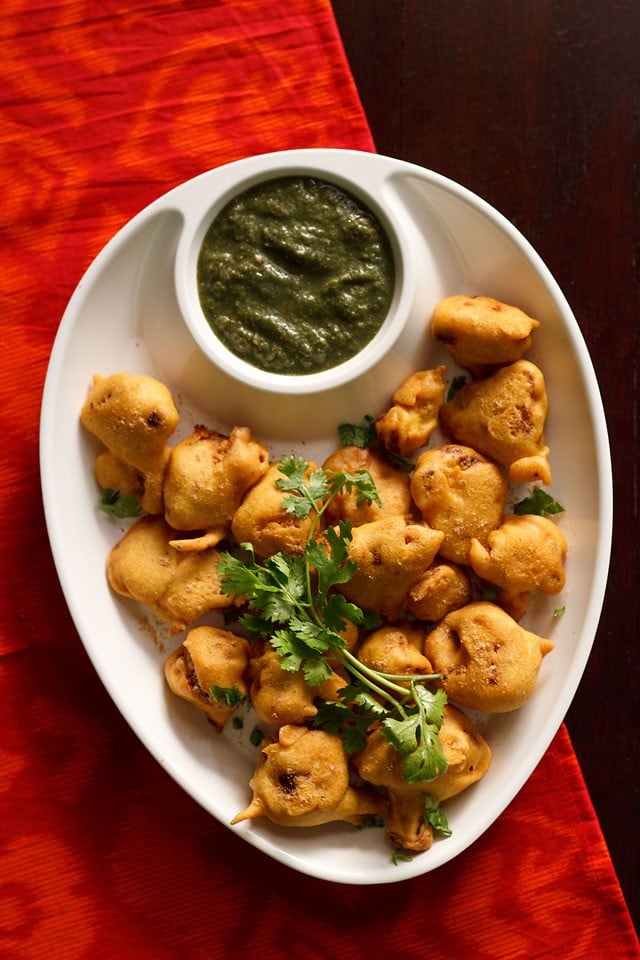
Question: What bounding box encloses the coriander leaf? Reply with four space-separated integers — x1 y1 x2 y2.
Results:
209 685 245 708
303 657 334 688
382 686 448 784
553 605 566 618
338 416 414 472
321 593 365 633
338 415 376 449
424 795 452 837
249 726 264 747
415 685 447 728
99 488 142 518
446 375 467 401
392 848 413 865
514 487 565 516
356 814 385 831
328 469 381 508
312 694 381 754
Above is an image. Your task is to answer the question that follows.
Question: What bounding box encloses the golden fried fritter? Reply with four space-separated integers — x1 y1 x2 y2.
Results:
410 445 508 565
107 515 235 632
356 623 433 681
80 372 179 514
231 461 320 560
248 643 346 728
374 366 446 458
424 601 554 712
431 294 539 374
164 425 269 550
336 516 444 621
354 705 491 851
231 725 386 828
469 513 567 595
164 626 249 729
439 360 551 484
403 562 473 621
94 450 144 497
322 445 411 526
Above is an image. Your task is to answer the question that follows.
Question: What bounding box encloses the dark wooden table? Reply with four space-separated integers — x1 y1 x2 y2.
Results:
332 0 639 925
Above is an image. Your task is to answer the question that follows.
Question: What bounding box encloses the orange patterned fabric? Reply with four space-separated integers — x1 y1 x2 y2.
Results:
0 1 637 957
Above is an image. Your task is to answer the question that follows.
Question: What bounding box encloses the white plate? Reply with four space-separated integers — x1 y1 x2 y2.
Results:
39 149 612 884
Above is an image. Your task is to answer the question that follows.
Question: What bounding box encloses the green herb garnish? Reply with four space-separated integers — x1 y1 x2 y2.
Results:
513 487 565 517
424 794 452 837
99 488 142 518
209 684 245 708
219 456 447 787
338 416 414 472
446 374 467 401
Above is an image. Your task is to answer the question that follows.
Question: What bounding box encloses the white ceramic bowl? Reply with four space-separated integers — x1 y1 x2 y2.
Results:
175 165 414 395
40 148 612 884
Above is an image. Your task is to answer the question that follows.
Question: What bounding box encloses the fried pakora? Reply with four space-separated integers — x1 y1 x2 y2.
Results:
164 625 250 729
80 372 179 514
164 425 269 550
356 623 433 682
469 513 567 595
354 705 491 851
231 461 320 560
107 515 235 632
249 643 346 728
424 601 554 713
403 561 473 621
410 445 508 565
439 360 551 484
322 445 411 526
431 294 540 374
231 725 386 828
374 366 446 458
336 516 444 620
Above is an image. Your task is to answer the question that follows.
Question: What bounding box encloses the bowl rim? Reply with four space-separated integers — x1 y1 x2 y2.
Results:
174 161 416 395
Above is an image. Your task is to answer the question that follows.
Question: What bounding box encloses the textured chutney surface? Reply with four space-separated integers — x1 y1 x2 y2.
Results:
197 176 395 375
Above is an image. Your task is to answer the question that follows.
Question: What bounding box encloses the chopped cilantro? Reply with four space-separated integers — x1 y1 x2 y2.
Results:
446 374 467 401
513 487 564 517
209 685 245 708
99 488 142 518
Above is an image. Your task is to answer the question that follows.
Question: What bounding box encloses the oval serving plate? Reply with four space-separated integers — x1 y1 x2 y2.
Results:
39 149 612 884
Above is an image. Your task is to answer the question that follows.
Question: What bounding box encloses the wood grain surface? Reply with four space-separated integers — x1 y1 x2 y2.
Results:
331 0 639 925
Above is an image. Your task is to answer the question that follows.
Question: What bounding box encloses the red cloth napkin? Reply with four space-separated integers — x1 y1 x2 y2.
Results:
1 1 637 957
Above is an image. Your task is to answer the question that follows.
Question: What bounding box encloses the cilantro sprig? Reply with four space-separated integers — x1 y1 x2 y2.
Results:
219 456 448 787
99 487 142 518
513 487 564 517
338 416 414 472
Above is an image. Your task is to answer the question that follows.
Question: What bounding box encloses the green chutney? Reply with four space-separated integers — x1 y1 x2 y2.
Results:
196 176 395 375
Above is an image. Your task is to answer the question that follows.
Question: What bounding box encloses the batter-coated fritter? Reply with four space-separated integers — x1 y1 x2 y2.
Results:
94 450 144 497
439 360 551 484
164 425 269 550
80 372 179 514
469 513 567 595
424 601 554 713
410 445 508 565
403 562 473 621
164 625 249 729
356 623 433 681
107 515 235 632
374 366 446 458
431 294 539 374
336 516 444 621
231 725 386 828
231 461 320 560
248 643 346 728
354 705 491 851
322 445 411 526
